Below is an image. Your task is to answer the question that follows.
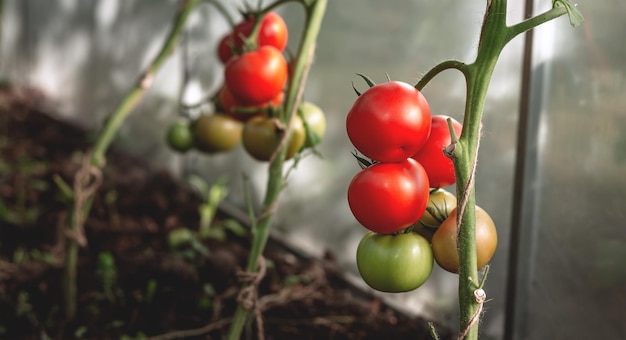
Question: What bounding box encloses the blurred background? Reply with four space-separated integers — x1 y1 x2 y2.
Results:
1 0 624 339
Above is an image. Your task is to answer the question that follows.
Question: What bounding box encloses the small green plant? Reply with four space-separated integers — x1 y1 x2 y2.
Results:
95 251 120 303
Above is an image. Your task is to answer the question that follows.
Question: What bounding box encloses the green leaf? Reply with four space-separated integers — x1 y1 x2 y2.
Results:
553 0 584 27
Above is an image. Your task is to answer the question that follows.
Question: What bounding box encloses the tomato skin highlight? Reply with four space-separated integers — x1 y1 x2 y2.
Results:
431 205 498 273
346 81 431 163
225 46 288 106
347 158 430 234
411 115 462 188
356 232 433 293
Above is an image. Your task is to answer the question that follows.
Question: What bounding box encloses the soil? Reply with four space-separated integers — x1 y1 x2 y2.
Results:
0 85 453 339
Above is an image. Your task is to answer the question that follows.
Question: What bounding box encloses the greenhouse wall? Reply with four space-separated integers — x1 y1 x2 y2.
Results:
1 1 624 339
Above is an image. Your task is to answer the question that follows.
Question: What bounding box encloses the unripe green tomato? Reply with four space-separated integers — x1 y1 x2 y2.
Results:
415 189 457 242
166 120 195 152
242 115 305 161
356 232 433 293
194 113 243 153
298 101 326 147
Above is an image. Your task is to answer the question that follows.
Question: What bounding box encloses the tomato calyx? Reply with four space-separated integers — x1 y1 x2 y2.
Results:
422 200 453 227
351 73 377 96
350 151 377 169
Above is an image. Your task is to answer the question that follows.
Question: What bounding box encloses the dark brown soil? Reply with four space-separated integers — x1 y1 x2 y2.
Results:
0 85 453 339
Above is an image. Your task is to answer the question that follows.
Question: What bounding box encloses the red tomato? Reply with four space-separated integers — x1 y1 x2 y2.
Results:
217 34 234 64
346 81 431 163
411 115 463 188
217 12 288 63
347 158 430 234
224 46 288 105
217 86 283 121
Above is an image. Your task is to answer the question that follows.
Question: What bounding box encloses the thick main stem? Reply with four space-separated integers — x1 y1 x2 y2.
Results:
452 1 570 338
62 0 200 323
454 1 507 339
227 1 327 338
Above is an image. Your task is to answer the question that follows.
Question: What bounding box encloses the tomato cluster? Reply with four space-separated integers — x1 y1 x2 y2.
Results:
346 79 497 291
165 12 327 161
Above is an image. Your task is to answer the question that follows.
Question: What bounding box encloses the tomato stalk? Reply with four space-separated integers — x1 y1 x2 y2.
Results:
226 0 327 338
60 0 201 324
416 0 577 338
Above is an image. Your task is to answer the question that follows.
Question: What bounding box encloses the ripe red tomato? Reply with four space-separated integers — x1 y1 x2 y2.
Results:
217 12 288 63
356 231 433 293
217 34 234 64
431 205 498 273
224 46 288 106
411 115 462 188
217 86 283 122
346 81 431 163
347 158 430 234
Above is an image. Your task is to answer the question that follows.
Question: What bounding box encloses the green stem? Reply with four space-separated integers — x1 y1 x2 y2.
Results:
227 0 327 338
443 0 570 339
62 0 200 323
506 6 568 43
415 59 469 91
92 0 200 167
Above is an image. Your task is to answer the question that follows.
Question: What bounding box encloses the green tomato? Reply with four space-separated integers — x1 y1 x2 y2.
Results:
242 115 305 161
194 113 243 153
166 120 195 152
298 101 326 147
356 232 433 293
415 188 457 242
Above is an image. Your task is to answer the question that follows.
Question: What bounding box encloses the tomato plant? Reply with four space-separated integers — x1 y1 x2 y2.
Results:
193 113 243 153
217 12 288 63
166 120 194 152
411 115 462 188
241 115 305 161
346 81 431 163
431 205 498 273
356 231 433 293
347 158 429 234
414 188 457 242
224 46 288 105
298 101 326 147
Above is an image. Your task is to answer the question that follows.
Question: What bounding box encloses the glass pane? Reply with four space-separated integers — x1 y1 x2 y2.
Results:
518 2 626 339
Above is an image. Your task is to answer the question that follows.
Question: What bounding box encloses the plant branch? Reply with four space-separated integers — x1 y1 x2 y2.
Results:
62 0 201 324
227 0 327 338
415 60 468 91
91 0 200 167
437 0 569 339
505 6 568 44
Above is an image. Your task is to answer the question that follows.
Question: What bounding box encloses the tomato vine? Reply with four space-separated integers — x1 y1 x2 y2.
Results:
413 1 582 338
